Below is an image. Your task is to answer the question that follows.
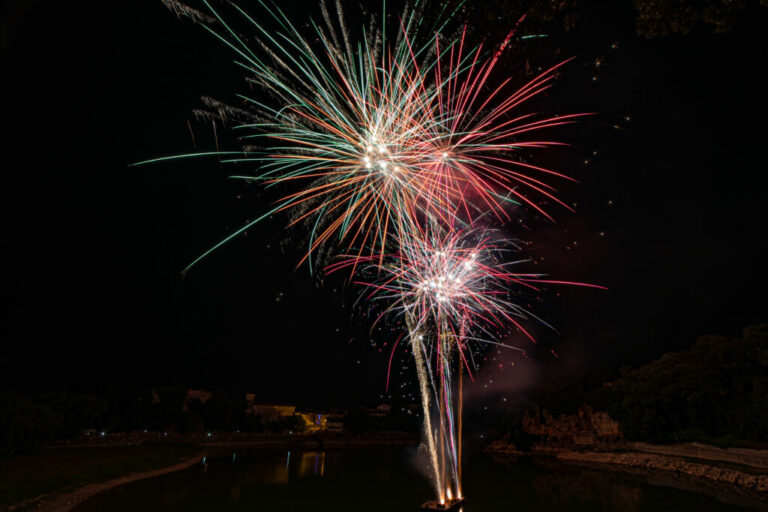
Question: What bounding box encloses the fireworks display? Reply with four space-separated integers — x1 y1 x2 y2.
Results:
145 0 603 504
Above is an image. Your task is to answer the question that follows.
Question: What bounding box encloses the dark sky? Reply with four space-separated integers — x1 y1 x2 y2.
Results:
2 1 766 405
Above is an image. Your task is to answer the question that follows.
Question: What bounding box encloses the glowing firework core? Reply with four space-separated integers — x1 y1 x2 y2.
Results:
419 250 477 306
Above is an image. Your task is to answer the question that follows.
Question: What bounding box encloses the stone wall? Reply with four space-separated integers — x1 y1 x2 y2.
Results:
557 450 768 494
633 442 768 470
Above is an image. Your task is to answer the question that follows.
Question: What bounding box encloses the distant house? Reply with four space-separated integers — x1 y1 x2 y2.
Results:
325 420 344 433
324 409 346 433
246 403 296 424
522 405 622 450
296 411 327 432
573 431 595 447
182 389 213 412
368 404 391 417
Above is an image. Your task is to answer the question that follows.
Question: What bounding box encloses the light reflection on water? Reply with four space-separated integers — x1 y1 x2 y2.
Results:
298 450 325 478
72 448 765 512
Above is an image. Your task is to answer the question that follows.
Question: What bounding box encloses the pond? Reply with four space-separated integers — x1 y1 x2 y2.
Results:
72 448 766 511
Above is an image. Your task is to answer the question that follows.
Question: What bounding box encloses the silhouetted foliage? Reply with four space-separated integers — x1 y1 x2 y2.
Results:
0 393 108 453
464 0 766 39
589 324 768 444
202 389 234 431
633 0 766 38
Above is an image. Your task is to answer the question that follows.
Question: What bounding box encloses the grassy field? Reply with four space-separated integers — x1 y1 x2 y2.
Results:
0 443 201 510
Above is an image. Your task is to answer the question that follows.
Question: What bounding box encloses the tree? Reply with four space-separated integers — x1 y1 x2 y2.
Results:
596 324 768 445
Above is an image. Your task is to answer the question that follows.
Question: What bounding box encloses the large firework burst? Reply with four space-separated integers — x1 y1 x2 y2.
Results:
141 0 584 274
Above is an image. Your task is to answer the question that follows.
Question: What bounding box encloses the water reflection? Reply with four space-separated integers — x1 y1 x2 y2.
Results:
532 466 643 512
226 449 327 501
72 449 763 512
296 451 325 478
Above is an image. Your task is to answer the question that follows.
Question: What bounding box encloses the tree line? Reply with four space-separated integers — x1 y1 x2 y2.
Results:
529 324 768 446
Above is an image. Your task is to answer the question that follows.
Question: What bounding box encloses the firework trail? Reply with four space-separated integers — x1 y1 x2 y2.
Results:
144 0 601 502
328 224 603 500
408 321 443 495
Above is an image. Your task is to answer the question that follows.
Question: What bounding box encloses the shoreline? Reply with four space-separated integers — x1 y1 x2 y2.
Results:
531 454 768 511
484 441 768 499
8 435 419 512
20 438 767 511
553 450 768 494
201 434 418 451
8 450 206 512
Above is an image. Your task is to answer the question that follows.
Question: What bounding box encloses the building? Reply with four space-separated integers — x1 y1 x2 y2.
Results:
246 402 296 424
522 405 622 450
368 403 391 417
296 411 327 432
182 389 213 412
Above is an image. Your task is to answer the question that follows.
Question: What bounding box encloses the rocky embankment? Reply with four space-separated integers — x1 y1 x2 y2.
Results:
556 450 768 494
495 405 768 496
485 440 768 496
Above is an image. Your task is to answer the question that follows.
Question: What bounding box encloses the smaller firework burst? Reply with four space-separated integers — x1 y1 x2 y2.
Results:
336 226 550 349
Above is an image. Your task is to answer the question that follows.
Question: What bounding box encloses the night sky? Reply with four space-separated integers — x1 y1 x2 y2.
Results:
2 1 766 405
